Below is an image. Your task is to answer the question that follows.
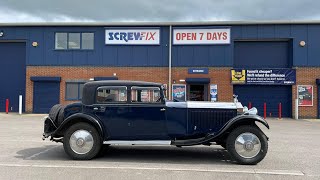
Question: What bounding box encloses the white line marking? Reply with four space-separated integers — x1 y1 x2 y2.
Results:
0 163 304 176
25 146 60 160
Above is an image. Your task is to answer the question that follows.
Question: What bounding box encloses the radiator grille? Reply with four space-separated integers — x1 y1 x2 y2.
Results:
188 109 237 132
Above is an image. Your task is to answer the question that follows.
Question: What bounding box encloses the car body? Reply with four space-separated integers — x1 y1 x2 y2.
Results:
43 80 269 164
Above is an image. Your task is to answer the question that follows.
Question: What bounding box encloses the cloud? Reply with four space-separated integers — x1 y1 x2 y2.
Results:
0 0 319 22
0 7 94 22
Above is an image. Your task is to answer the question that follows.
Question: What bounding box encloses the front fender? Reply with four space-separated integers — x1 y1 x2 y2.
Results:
215 114 269 138
172 114 269 146
53 113 104 138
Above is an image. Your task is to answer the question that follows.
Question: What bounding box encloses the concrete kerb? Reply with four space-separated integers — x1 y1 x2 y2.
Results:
0 113 48 117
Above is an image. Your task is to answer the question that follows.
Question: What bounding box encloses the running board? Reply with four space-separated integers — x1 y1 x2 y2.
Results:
103 140 171 145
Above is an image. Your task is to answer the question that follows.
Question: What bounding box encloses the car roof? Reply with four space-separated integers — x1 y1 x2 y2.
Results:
84 80 163 87
82 80 163 105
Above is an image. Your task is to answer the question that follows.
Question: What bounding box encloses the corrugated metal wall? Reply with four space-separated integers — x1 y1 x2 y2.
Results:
0 24 319 67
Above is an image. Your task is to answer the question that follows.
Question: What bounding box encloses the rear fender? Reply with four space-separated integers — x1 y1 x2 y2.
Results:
53 113 105 138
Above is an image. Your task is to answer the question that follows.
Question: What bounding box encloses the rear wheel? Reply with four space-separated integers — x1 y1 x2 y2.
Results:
226 125 268 165
63 123 102 160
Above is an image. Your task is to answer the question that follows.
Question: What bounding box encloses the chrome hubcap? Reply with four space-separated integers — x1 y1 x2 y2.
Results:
235 132 261 158
70 130 94 154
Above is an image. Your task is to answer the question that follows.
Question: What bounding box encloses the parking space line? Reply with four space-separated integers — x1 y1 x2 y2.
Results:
25 146 60 160
0 163 304 176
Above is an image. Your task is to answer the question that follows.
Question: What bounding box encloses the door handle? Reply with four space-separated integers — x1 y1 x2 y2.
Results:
160 108 166 111
93 107 99 111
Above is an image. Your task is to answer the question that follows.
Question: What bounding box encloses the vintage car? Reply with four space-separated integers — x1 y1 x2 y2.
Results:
43 80 269 165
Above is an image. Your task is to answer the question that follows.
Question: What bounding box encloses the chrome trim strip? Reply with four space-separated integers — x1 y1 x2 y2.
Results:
103 140 171 145
166 101 242 109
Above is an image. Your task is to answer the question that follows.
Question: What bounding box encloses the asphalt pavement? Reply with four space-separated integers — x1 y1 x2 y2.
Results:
0 113 319 180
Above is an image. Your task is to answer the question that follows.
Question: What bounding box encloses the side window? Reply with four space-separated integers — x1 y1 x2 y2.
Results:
66 82 86 100
55 32 94 50
55 33 67 49
96 86 127 103
131 86 161 103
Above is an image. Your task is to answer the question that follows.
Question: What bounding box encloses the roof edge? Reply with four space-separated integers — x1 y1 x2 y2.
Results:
1 20 320 27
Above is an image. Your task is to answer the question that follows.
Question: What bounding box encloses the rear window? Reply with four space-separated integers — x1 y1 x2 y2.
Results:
96 86 127 103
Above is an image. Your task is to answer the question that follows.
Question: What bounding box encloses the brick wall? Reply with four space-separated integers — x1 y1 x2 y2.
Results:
27 66 320 118
26 66 234 113
171 67 233 102
293 67 320 119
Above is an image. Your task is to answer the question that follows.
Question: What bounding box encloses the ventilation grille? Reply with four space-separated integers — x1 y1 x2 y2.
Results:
188 109 237 131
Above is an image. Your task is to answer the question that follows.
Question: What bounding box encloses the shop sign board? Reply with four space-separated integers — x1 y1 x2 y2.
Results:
172 84 186 101
210 84 218 102
231 69 296 85
298 85 313 106
173 28 231 45
105 28 160 45
188 68 209 74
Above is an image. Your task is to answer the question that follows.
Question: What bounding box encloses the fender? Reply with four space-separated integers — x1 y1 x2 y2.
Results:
172 114 269 146
52 113 105 138
214 114 269 138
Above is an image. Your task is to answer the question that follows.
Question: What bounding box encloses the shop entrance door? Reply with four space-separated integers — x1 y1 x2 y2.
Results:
188 84 208 101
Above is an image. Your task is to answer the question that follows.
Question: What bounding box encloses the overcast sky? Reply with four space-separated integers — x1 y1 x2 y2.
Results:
0 0 319 22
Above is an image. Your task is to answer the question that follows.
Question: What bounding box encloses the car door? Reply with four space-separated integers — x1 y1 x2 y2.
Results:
93 86 131 140
128 86 168 140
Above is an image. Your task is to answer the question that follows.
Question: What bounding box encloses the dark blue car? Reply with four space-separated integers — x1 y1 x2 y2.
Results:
43 80 269 165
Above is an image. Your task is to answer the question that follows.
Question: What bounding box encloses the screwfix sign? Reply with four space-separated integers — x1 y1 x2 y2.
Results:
105 29 160 45
173 28 231 45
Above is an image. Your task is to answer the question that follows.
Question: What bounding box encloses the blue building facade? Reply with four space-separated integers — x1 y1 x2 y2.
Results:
0 21 319 118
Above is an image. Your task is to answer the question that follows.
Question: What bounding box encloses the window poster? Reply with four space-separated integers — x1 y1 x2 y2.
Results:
210 84 218 102
298 85 313 106
172 84 186 101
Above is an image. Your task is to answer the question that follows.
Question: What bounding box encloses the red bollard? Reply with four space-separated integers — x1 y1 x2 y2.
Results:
279 103 282 119
263 102 267 119
5 99 9 114
248 102 252 109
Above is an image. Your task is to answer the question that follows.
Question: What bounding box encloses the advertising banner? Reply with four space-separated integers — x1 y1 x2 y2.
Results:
105 29 160 45
172 84 186 101
298 85 313 106
173 28 231 45
231 69 296 85
231 69 246 84
210 84 218 102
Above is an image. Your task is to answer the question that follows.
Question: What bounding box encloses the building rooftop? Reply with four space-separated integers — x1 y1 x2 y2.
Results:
1 20 320 27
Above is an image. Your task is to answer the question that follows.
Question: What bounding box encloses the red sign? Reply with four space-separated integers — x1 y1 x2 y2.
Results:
298 85 313 106
173 28 231 45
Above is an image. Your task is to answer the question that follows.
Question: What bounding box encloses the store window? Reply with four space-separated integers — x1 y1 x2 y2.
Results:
96 86 127 103
55 32 94 50
66 82 85 100
131 86 161 103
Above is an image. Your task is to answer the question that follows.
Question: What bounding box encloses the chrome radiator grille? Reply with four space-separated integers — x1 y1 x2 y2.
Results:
188 109 237 131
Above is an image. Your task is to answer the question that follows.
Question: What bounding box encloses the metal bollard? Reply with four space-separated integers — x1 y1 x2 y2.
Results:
278 103 282 119
5 99 9 114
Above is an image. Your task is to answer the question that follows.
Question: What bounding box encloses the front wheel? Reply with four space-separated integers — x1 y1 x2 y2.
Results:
226 125 268 165
63 123 102 160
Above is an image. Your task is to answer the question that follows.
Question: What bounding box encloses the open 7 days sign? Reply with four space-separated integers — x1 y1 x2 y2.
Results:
105 29 160 45
173 28 231 45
